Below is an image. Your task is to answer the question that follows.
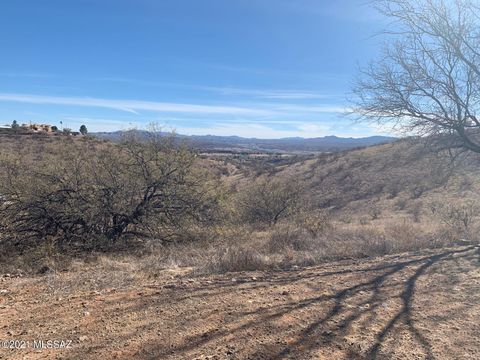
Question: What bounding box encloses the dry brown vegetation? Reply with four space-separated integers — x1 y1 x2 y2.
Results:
0 133 480 359
0 134 479 276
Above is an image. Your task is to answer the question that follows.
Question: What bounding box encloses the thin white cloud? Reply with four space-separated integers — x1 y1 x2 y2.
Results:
0 93 274 116
203 63 347 81
154 116 335 125
91 79 337 100
271 104 349 113
205 87 331 100
0 72 55 78
27 113 393 138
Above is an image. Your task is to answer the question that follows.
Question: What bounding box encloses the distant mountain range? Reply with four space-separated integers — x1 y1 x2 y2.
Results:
92 131 397 153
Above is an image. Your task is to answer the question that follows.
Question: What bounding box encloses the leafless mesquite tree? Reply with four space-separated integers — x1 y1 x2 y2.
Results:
0 133 216 250
354 0 480 154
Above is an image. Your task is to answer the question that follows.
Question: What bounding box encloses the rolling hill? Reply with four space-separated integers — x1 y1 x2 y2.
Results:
92 131 396 153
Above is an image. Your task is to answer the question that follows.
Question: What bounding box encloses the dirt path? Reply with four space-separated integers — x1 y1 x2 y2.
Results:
1 245 479 359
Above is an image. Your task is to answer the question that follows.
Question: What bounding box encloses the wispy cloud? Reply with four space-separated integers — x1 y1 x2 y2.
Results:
203 63 347 81
0 93 274 116
92 77 174 88
34 113 394 138
0 72 55 78
204 87 331 100
271 103 349 114
91 79 336 101
0 92 362 137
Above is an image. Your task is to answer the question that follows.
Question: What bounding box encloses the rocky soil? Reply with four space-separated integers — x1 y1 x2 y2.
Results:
0 245 479 359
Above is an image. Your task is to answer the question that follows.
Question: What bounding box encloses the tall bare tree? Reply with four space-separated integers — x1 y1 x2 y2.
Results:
354 0 480 154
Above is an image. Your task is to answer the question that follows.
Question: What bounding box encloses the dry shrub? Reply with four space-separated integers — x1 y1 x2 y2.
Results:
234 177 304 226
183 216 467 274
325 220 457 259
0 132 217 252
267 224 310 252
431 200 480 238
204 245 269 273
0 239 75 275
297 210 332 237
25 216 472 283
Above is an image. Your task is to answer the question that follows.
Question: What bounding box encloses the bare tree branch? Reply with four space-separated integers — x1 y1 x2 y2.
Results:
354 0 480 154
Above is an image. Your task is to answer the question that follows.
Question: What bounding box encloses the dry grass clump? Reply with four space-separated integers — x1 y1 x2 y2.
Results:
44 256 143 296
193 216 469 274
12 212 476 293
12 209 477 280
202 244 270 273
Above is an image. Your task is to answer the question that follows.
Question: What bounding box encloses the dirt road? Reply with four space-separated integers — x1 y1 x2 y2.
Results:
1 245 479 359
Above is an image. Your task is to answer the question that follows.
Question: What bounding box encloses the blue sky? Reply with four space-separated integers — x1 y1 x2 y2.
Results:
0 0 391 138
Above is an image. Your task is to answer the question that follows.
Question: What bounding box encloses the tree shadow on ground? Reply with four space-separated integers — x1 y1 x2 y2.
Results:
61 245 478 360
264 247 476 360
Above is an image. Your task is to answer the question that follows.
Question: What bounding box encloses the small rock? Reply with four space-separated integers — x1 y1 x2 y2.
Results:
78 335 89 342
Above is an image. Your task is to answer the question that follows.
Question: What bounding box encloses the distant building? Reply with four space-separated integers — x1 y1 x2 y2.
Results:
21 123 55 133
